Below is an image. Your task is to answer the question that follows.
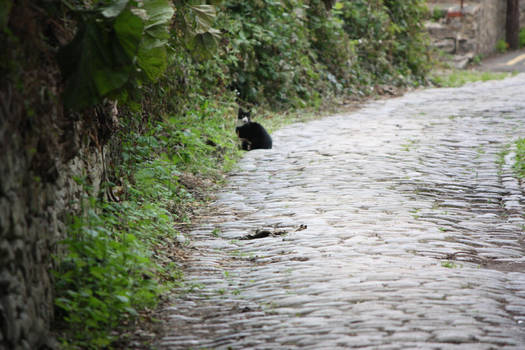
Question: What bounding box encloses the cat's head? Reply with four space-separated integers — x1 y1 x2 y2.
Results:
237 108 251 126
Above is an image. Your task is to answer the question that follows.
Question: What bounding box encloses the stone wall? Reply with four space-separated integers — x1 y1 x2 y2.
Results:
477 0 508 54
0 115 111 350
427 0 525 67
0 2 116 349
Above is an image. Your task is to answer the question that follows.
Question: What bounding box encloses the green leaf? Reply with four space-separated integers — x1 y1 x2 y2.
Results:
114 8 145 58
190 4 216 34
115 295 130 304
137 45 167 80
125 306 139 316
94 67 131 96
187 32 218 60
143 0 174 30
58 19 133 109
101 0 130 18
142 25 170 50
58 21 105 109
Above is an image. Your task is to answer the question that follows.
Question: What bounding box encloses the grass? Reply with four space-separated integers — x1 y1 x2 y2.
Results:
430 69 515 88
53 100 244 348
514 138 525 178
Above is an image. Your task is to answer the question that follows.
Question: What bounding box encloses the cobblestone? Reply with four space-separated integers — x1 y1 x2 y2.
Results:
158 75 525 349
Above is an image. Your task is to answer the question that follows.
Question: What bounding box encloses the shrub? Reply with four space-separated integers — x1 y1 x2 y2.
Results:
58 0 175 110
54 193 161 348
496 39 508 53
336 0 430 86
431 7 447 22
219 0 325 108
54 100 240 348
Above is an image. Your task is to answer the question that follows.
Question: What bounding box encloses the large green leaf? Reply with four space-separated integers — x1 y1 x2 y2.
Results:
189 4 216 34
58 20 133 109
140 0 173 50
141 25 170 50
114 8 144 57
187 31 219 60
93 68 131 96
101 0 130 18
134 0 174 78
137 45 167 80
58 21 104 109
58 0 175 109
143 0 174 29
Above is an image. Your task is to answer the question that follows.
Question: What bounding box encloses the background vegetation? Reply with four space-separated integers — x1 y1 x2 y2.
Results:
3 0 431 348
59 0 433 347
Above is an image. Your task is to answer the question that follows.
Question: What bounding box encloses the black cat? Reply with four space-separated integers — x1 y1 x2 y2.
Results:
235 109 272 151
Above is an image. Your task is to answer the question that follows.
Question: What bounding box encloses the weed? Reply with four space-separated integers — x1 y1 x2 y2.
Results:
212 228 221 238
53 100 242 347
496 39 508 53
514 138 525 178
53 194 161 348
431 8 447 22
471 55 483 65
497 144 511 175
441 261 461 268
401 139 418 151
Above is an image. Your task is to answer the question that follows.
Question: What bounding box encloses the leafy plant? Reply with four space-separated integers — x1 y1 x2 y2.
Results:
219 0 325 107
336 0 430 87
179 3 221 59
54 100 242 348
54 193 161 348
471 54 483 65
431 7 446 22
58 0 175 109
496 39 508 53
58 0 222 110
519 28 525 48
306 0 354 94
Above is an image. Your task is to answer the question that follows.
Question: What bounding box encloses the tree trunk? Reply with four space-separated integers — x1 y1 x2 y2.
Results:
506 0 520 50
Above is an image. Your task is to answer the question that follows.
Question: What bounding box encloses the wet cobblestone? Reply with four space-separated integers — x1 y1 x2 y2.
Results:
159 75 525 349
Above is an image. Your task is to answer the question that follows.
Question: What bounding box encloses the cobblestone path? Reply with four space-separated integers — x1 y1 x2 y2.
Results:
159 74 525 349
